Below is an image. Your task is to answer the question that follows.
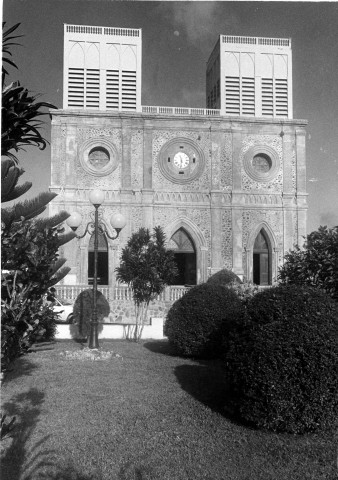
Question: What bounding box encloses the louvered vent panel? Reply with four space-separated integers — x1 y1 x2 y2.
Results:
275 79 288 117
225 76 240 115
241 77 255 116
68 68 84 107
122 71 136 110
106 70 119 109
85 69 100 108
261 78 274 116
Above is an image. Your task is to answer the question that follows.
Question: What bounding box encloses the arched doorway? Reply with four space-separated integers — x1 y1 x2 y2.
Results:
168 228 196 285
88 231 109 285
253 229 271 285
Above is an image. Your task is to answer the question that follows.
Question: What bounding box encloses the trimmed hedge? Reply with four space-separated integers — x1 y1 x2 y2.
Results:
164 283 245 358
206 269 242 287
225 285 338 433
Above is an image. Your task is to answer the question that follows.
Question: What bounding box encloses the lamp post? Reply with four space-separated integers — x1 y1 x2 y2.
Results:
67 189 126 349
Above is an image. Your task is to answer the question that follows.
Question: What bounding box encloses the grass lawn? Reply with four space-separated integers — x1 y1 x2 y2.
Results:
1 339 336 480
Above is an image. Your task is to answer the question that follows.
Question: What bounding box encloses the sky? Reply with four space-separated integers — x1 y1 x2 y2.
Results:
2 0 338 234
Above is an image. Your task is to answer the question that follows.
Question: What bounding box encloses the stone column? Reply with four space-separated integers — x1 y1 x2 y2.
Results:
231 128 244 278
282 130 296 251
121 122 132 188
210 191 223 274
296 128 308 242
232 207 244 279
142 125 154 229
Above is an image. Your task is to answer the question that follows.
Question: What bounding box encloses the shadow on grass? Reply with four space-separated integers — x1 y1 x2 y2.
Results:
143 339 179 356
1 388 51 480
174 362 230 416
2 356 38 383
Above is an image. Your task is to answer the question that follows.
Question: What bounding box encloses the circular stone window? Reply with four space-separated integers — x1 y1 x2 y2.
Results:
79 138 118 177
158 137 205 184
243 145 280 183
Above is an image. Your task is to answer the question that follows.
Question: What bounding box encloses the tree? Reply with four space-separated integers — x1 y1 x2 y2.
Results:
2 23 56 164
278 225 338 300
115 226 178 341
1 219 75 369
1 23 76 370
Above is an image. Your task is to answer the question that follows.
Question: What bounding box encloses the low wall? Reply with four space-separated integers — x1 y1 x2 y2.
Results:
55 317 165 340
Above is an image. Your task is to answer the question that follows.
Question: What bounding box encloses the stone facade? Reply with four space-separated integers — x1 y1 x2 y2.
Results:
49 110 308 291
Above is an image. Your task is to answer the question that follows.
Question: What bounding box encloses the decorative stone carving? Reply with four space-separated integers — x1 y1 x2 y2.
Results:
220 134 233 191
78 137 119 177
74 128 122 189
131 130 143 189
245 194 282 205
152 130 210 191
154 191 210 204
242 209 283 249
130 206 143 234
221 210 232 269
240 135 283 192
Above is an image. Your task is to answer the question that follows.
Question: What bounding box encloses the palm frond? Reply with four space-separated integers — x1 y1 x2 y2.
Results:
49 267 71 287
49 258 67 277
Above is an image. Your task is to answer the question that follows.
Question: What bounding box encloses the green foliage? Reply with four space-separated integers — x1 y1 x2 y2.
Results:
1 158 31 202
1 219 74 370
228 281 259 304
2 23 56 164
165 283 245 358
225 285 338 433
1 24 76 370
1 414 16 440
278 225 338 300
116 226 178 340
206 268 242 287
73 290 109 338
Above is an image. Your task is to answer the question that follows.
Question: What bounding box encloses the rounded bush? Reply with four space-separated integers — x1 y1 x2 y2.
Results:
164 283 244 358
225 285 338 433
207 269 242 287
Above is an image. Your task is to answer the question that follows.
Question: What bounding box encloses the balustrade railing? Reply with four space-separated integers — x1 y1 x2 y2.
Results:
142 106 221 117
221 35 290 47
55 285 190 303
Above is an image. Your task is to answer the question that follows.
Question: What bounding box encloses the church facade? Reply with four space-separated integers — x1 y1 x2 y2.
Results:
49 25 307 291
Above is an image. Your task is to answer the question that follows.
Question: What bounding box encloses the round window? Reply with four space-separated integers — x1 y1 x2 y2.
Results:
252 154 272 173
243 145 280 183
88 147 110 170
79 138 118 177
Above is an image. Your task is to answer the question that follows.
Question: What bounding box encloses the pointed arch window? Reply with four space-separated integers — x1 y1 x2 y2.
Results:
88 231 109 285
253 229 271 286
168 228 196 285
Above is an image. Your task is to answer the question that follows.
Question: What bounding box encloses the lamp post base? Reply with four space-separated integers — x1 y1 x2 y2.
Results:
88 322 100 349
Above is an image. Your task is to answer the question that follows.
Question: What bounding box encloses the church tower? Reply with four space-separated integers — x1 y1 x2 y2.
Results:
206 35 292 118
63 24 142 111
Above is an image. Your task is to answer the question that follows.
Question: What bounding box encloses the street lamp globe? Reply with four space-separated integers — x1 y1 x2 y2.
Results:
110 213 127 230
89 189 105 206
66 211 82 230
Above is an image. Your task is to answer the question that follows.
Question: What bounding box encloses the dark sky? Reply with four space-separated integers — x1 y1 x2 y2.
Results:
3 0 338 234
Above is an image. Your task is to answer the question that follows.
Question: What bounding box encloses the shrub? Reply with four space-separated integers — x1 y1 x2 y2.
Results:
225 285 338 433
278 225 338 300
227 281 259 304
73 290 110 337
164 283 245 358
206 269 242 287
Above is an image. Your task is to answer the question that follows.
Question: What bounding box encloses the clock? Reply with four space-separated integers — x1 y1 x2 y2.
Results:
158 138 205 184
174 152 190 169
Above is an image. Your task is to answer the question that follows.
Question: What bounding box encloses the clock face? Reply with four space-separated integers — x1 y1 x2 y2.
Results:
173 152 190 169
